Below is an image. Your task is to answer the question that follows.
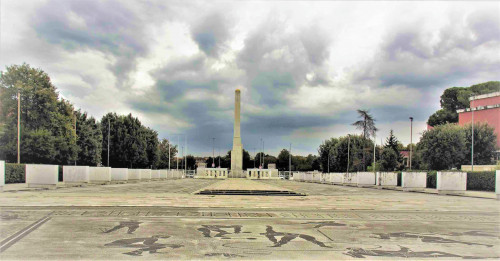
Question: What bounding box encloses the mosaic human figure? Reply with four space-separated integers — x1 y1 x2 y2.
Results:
260 226 331 248
103 221 142 234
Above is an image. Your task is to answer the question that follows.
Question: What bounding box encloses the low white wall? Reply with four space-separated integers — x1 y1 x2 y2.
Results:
26 164 58 186
111 168 128 181
159 170 167 179
357 172 375 185
151 170 161 179
0 161 4 190
140 169 152 180
402 172 427 188
376 172 398 186
343 172 357 184
330 173 343 184
128 169 141 180
63 166 90 183
437 172 466 191
89 167 111 182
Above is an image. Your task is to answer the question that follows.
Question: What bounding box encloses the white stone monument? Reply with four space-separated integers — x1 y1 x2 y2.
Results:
357 172 375 187
63 166 90 185
89 167 111 184
111 168 128 183
231 89 244 178
376 172 398 188
437 171 466 194
128 169 141 181
401 172 427 191
26 164 58 188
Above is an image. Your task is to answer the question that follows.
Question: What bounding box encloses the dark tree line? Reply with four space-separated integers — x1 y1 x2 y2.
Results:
0 63 177 168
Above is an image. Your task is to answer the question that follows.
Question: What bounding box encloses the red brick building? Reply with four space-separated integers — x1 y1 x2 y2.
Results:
457 91 500 149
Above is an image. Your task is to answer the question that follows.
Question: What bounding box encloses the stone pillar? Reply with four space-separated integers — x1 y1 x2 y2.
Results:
231 89 243 177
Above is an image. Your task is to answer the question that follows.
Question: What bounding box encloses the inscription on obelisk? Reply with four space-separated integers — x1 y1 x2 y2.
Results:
231 89 243 176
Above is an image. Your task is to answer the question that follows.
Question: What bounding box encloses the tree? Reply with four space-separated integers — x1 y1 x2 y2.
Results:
156 138 177 169
383 129 403 169
277 149 291 170
0 63 77 164
185 155 196 170
428 81 500 126
380 147 399 171
418 124 467 170
242 149 252 170
352 109 378 139
352 109 377 170
318 138 339 172
463 123 498 165
75 110 102 166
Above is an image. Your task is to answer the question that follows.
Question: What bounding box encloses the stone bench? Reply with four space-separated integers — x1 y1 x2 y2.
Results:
26 164 58 188
0 161 4 192
111 168 128 183
89 167 111 184
140 169 152 181
343 172 357 186
128 169 141 181
437 172 466 195
402 172 427 191
357 172 375 187
376 172 398 188
63 166 90 185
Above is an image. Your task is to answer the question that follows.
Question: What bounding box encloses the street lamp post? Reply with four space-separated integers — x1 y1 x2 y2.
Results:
289 143 292 177
17 89 20 164
409 117 413 170
212 138 215 168
107 118 110 167
347 134 351 174
471 97 474 172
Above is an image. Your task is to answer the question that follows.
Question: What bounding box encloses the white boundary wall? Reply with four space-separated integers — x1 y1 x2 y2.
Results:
128 169 141 180
376 172 398 186
159 170 167 179
343 172 357 185
89 167 111 183
151 170 161 179
111 168 128 181
437 172 466 192
63 166 90 183
357 172 375 186
402 172 427 189
140 169 152 180
0 161 4 191
330 173 343 184
26 164 58 187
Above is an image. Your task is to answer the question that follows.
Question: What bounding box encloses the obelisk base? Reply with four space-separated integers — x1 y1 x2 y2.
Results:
231 145 244 178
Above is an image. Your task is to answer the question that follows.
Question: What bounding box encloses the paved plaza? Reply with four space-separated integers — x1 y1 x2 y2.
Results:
0 179 499 260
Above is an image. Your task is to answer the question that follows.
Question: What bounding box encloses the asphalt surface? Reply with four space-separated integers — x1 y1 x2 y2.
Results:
0 179 499 260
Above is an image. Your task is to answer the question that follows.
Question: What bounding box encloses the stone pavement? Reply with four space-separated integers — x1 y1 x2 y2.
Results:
0 179 499 260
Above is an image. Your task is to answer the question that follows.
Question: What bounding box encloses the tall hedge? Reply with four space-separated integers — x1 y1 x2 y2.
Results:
6 163 25 183
466 171 495 191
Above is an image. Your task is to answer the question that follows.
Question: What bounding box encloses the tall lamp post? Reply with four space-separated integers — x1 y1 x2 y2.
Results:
471 96 474 172
17 88 21 164
409 117 413 170
212 138 215 168
347 134 351 174
289 143 292 177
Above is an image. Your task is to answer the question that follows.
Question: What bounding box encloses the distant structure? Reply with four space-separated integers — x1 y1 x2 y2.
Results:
457 91 500 150
231 89 244 177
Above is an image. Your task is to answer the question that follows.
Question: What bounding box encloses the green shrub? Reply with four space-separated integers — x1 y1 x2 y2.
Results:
5 163 25 183
427 171 437 188
58 165 63 182
467 171 495 191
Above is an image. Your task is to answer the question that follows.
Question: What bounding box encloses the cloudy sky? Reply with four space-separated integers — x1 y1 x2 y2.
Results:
1 1 499 156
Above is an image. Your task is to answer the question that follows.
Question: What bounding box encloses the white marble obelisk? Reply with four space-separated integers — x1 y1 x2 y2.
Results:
231 89 243 177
